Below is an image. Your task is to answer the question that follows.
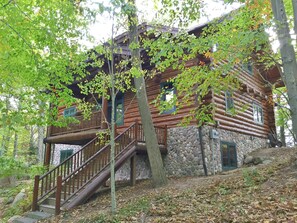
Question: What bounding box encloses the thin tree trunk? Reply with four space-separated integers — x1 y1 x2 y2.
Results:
13 131 18 158
128 0 167 187
271 0 297 142
37 126 45 163
277 96 286 146
30 126 34 149
109 14 117 214
1 96 11 156
292 0 297 43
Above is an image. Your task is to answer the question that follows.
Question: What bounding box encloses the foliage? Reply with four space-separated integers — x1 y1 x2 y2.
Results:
0 181 33 222
0 156 46 179
143 5 273 126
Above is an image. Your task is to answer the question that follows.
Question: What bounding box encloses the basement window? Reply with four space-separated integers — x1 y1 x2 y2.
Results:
60 149 73 163
221 141 237 171
63 106 77 117
253 103 263 124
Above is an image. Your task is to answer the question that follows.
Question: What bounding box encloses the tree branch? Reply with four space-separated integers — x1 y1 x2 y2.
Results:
1 0 13 9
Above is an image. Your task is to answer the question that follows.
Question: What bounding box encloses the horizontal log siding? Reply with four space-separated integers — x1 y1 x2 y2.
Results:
117 67 198 132
213 63 275 138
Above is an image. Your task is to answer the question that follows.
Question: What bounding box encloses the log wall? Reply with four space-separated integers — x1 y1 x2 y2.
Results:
213 63 275 138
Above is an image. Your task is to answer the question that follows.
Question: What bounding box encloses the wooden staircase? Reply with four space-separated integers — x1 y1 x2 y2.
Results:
32 122 167 215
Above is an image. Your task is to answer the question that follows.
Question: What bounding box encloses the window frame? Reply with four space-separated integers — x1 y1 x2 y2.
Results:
160 82 176 114
63 106 77 117
225 90 235 114
221 141 237 171
242 61 253 75
60 149 74 163
253 102 264 125
107 93 124 126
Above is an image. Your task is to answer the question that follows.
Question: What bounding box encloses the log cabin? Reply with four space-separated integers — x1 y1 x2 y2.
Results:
32 22 283 214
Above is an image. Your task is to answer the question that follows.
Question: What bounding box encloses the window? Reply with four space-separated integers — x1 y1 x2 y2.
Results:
253 103 263 124
212 43 218 52
60 149 73 163
63 106 76 117
242 61 253 75
221 141 237 171
225 91 235 113
161 82 176 114
107 93 124 126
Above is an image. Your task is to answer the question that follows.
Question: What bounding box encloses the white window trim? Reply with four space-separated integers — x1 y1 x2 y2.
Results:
253 103 263 125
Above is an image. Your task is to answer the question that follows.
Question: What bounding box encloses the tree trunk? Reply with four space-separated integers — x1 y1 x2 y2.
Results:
30 126 35 149
277 96 286 146
37 126 45 163
292 0 297 43
13 131 18 158
127 0 167 187
109 18 117 214
271 0 297 142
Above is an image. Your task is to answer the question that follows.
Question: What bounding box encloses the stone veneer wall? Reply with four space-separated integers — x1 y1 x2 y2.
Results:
163 126 205 176
50 126 267 179
51 144 81 166
115 125 267 180
201 126 267 175
115 154 151 181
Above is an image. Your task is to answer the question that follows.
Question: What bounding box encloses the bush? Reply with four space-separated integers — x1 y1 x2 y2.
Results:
0 156 26 178
0 156 46 179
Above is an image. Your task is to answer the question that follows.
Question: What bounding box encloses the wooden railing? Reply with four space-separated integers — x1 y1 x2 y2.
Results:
32 134 109 210
59 123 138 206
32 122 167 213
51 111 102 136
137 123 167 147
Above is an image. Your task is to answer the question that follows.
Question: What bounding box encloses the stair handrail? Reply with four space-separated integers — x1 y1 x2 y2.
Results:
59 123 137 205
33 133 109 206
32 121 168 211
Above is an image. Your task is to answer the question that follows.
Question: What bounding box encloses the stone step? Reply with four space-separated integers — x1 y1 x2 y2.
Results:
43 197 56 206
39 204 55 215
26 211 52 220
12 217 37 223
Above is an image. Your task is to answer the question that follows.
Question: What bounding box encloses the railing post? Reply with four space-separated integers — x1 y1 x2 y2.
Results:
55 176 62 216
134 119 138 143
164 125 168 148
32 175 39 211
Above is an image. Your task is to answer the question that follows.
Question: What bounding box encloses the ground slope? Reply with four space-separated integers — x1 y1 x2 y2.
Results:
42 147 297 223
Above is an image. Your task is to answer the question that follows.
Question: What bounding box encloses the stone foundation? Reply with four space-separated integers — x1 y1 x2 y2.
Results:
51 126 267 180
51 144 81 166
201 126 267 175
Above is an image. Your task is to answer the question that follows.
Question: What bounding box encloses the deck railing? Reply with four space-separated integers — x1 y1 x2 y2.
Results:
32 134 109 210
51 111 102 136
32 122 167 213
137 123 167 146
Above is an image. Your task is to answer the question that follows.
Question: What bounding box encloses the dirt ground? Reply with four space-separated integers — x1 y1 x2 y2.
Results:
40 147 297 223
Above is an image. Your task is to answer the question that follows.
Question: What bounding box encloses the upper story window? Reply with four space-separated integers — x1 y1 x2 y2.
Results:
63 106 77 117
253 103 263 124
161 82 176 114
225 91 235 114
212 43 218 52
242 61 253 75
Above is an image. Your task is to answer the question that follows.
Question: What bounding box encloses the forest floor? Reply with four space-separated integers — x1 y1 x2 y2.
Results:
39 147 297 222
